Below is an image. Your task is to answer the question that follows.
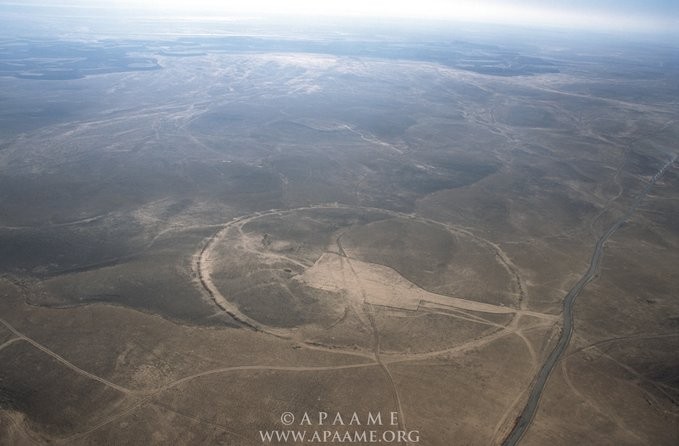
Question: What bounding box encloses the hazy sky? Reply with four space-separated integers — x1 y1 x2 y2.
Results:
1 0 677 32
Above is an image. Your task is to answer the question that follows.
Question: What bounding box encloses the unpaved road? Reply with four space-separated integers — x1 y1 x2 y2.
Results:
0 318 132 394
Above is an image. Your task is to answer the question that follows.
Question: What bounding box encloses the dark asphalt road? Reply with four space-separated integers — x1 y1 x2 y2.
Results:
502 155 677 446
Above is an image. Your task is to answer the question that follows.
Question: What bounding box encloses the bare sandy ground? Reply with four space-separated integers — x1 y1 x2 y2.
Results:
298 252 555 320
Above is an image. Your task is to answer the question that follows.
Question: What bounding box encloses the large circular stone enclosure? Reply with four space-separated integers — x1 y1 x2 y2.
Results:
200 206 521 352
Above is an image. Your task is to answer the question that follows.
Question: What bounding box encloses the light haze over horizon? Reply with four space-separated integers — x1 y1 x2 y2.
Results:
0 0 677 34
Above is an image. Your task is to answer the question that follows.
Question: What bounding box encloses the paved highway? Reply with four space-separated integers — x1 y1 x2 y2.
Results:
502 155 677 446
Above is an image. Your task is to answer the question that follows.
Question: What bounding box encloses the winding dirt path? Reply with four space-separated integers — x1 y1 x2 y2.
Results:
0 318 132 395
61 361 379 443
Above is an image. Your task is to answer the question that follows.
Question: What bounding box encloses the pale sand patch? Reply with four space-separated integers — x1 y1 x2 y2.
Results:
297 252 555 320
